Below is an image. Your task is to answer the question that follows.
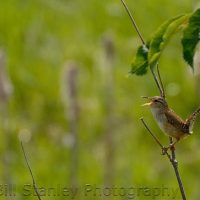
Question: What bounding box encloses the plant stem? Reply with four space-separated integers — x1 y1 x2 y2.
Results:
120 0 146 45
140 118 187 200
21 142 42 200
169 137 186 200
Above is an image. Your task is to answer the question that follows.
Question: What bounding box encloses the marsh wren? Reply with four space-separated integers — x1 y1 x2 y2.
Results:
143 96 200 150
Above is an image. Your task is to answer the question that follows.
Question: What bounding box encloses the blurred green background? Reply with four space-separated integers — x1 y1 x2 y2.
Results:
0 0 200 199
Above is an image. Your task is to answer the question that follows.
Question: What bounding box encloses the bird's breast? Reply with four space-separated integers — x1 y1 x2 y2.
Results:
150 108 167 132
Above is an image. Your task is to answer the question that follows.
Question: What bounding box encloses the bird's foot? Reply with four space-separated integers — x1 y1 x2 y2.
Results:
162 144 176 155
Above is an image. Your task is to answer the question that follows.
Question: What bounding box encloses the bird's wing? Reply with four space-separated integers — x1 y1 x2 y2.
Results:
165 109 189 133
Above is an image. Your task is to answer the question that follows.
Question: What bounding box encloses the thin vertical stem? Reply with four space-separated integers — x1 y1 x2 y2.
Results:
156 64 165 99
120 0 146 45
169 137 186 200
21 142 42 200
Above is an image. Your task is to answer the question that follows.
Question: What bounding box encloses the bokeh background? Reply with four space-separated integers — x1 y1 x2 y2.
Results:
0 0 200 199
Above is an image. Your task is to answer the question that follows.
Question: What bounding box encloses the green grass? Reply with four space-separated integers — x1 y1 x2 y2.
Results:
0 0 199 199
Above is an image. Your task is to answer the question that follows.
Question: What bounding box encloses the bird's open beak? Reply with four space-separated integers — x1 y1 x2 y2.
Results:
141 96 152 106
142 102 152 106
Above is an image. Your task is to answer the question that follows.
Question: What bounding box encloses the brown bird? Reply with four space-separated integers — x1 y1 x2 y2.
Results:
143 96 200 150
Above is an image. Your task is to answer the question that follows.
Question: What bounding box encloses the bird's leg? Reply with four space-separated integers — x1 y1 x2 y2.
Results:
161 138 180 155
169 138 180 150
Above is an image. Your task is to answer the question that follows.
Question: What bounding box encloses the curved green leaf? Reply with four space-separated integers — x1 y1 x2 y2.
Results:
130 44 149 75
182 9 200 68
148 14 190 66
130 14 190 76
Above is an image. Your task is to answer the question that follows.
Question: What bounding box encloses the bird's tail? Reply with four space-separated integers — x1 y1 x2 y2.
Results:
186 106 200 133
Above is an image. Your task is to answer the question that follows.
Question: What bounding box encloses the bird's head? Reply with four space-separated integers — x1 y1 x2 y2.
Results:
142 96 168 109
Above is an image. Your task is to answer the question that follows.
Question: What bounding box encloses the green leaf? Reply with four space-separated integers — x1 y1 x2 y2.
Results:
130 44 149 75
182 9 200 68
148 14 190 66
